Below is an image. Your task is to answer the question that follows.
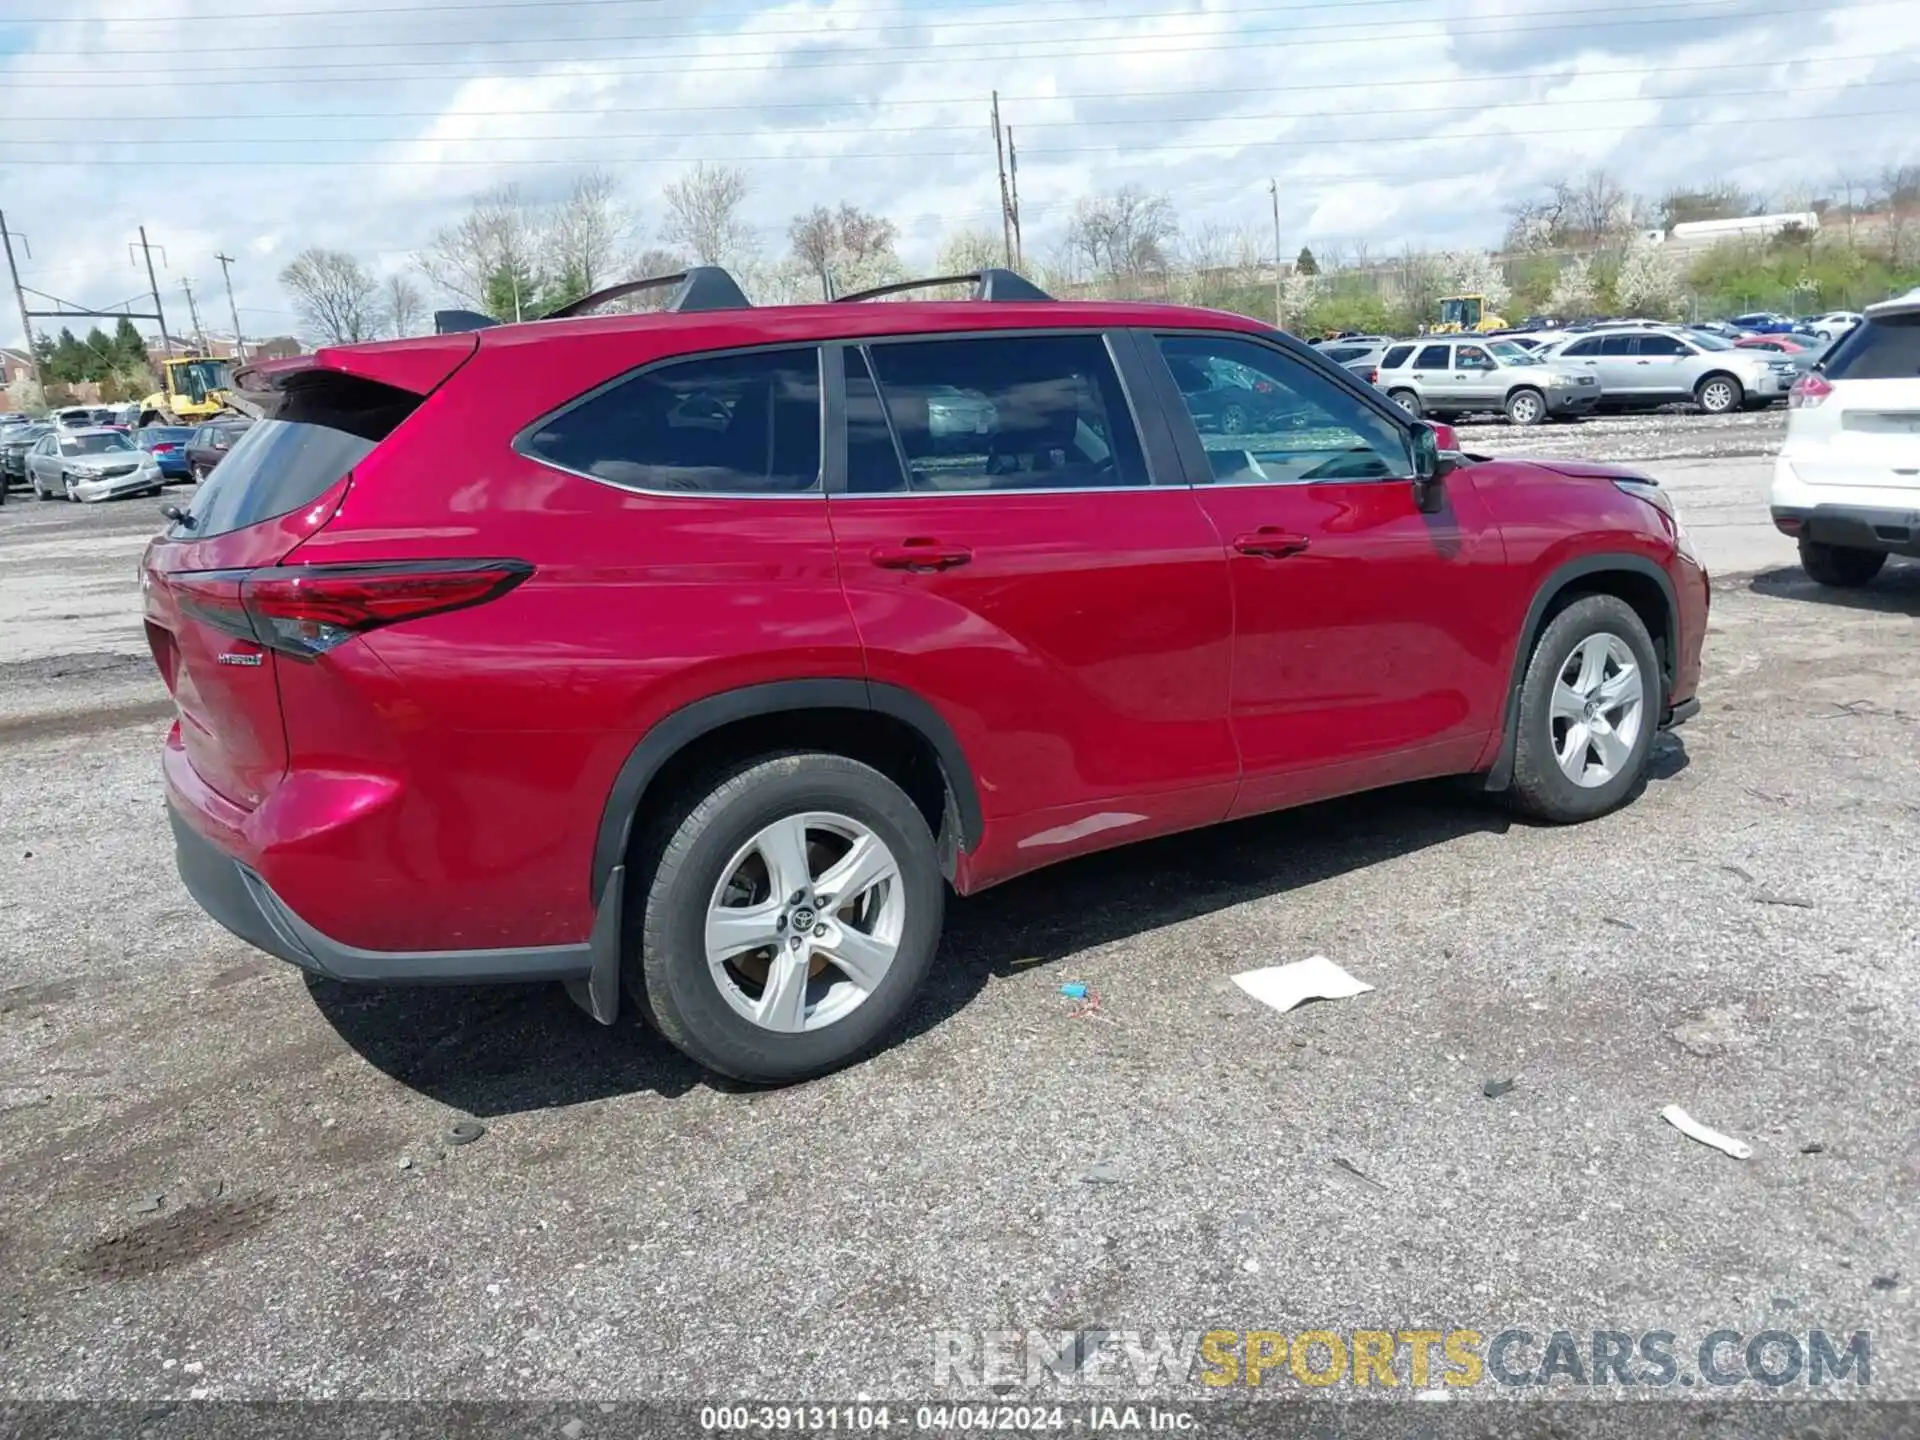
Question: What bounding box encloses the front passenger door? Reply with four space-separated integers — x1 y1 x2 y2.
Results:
1147 332 1508 816
1631 333 1691 400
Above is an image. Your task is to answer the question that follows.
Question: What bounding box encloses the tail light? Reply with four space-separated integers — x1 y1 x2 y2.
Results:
152 442 180 453
1364 368 1379 385
1253 380 1277 393
1789 373 1832 409
158 559 532 658
245 560 533 656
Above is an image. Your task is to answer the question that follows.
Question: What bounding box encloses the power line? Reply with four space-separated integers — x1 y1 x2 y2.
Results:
10 0 1768 54
20 55 1886 123
1 106 1905 166
4 82 1901 148
10 3 1881 84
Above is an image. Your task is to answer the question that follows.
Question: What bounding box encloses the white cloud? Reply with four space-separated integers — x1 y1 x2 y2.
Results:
1 0 1915 347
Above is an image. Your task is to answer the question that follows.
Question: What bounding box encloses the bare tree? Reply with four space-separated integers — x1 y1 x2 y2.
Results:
383 273 425 338
935 227 1003 275
1658 183 1761 232
787 203 901 294
1065 186 1178 282
1883 164 1920 266
661 163 755 267
280 248 381 344
415 184 546 320
547 171 629 307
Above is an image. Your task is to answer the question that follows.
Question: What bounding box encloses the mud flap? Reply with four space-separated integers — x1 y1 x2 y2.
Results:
565 863 624 1025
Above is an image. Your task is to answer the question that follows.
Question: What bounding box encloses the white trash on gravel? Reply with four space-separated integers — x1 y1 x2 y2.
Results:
1233 956 1374 1014
1661 1104 1753 1160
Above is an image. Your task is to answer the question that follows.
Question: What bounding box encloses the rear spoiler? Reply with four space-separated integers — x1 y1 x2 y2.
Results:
231 333 482 409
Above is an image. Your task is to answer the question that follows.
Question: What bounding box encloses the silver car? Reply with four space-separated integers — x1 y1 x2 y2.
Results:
1374 338 1602 425
1537 328 1798 413
25 427 164 502
925 384 998 440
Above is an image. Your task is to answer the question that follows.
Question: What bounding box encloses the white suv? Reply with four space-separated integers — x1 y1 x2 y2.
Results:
1769 291 1920 587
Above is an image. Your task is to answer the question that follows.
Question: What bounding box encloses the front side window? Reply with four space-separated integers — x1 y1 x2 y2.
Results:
1636 335 1688 357
1457 345 1494 370
523 347 823 494
846 333 1147 494
1156 334 1411 486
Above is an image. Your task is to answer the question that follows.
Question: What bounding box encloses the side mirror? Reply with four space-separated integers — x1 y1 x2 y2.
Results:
1409 421 1455 514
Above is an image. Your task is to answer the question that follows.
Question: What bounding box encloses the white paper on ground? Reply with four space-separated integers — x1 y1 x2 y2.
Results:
1661 1104 1753 1160
1232 956 1374 1015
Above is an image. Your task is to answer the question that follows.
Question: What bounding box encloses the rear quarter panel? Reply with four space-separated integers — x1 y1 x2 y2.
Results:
272 329 865 950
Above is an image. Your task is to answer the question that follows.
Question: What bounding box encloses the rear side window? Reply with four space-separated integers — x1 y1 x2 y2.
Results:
1824 313 1920 381
175 372 421 539
523 347 822 494
1413 344 1450 368
1600 336 1637 356
1382 344 1415 368
846 333 1147 494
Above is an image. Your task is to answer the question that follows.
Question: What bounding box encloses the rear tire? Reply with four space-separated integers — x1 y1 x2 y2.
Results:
633 752 945 1085
1505 388 1547 426
1388 389 1422 419
1798 539 1886 589
1507 595 1661 825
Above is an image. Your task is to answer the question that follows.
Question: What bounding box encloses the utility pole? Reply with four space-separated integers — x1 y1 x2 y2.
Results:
991 90 1014 268
0 211 43 393
215 252 246 363
1007 127 1023 269
1269 179 1284 329
180 276 205 352
135 226 172 362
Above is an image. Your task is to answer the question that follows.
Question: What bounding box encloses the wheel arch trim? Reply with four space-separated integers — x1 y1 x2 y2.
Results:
1483 552 1678 791
589 678 984 909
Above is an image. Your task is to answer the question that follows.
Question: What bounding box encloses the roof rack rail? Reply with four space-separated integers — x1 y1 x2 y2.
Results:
433 308 501 334
542 266 752 319
833 268 1054 304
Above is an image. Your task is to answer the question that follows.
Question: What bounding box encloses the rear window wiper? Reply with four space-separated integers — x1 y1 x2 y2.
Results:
160 503 197 530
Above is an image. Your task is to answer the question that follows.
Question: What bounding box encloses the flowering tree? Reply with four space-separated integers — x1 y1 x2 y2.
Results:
1548 255 1597 314
1614 239 1684 317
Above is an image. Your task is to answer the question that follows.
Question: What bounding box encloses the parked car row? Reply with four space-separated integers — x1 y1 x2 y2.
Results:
0 413 251 503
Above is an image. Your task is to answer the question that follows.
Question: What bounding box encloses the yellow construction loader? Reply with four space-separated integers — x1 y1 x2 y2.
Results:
139 356 238 426
1432 294 1508 334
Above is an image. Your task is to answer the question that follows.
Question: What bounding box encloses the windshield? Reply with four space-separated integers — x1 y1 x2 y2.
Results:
1487 341 1543 365
172 358 233 401
1690 331 1734 351
60 433 134 457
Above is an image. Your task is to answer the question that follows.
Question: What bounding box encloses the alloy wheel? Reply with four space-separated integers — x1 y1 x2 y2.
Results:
704 811 905 1034
1549 632 1645 788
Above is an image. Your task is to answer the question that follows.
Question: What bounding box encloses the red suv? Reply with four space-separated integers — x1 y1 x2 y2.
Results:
145 268 1706 1083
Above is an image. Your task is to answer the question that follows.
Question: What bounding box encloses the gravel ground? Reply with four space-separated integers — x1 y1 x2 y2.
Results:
1456 407 1786 463
1 425 1916 1411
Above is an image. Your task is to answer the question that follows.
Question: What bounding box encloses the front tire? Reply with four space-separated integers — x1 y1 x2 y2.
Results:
1507 595 1661 824
634 752 945 1084
1505 388 1547 426
62 473 78 502
1798 539 1886 588
1695 373 1743 415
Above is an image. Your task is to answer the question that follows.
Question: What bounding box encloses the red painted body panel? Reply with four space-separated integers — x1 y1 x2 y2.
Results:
1192 471 1508 817
149 296 1709 964
827 487 1238 892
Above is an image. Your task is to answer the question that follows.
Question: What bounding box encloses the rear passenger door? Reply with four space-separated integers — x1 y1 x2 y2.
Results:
1406 342 1454 409
825 330 1238 886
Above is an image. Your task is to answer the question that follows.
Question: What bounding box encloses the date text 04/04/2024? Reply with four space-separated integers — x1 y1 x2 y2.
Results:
698 1404 1199 1431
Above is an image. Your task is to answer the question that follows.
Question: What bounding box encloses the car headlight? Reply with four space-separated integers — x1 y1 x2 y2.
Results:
1614 477 1697 562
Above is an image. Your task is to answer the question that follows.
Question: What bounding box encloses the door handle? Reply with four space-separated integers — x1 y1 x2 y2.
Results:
1233 529 1311 559
870 539 973 572
1635 360 1652 365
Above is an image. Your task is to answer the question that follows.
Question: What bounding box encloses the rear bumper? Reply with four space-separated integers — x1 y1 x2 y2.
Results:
1770 503 1920 559
168 801 591 986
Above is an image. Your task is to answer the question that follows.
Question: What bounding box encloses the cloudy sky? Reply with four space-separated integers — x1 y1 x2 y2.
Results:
0 0 1915 347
